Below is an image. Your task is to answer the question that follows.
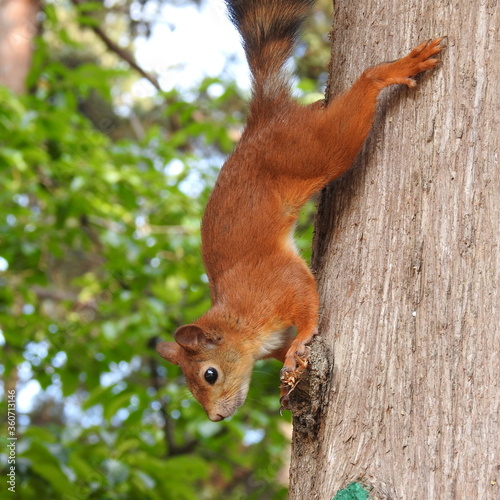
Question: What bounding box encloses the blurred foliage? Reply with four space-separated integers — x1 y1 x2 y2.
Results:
0 0 329 498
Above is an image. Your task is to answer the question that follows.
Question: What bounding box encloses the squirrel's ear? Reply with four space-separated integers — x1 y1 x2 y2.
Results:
174 324 217 353
156 341 183 365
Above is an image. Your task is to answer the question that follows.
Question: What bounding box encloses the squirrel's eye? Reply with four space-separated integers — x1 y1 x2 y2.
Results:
204 368 218 385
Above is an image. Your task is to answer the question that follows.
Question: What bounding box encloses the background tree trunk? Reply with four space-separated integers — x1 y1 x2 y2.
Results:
0 0 40 93
288 1 499 499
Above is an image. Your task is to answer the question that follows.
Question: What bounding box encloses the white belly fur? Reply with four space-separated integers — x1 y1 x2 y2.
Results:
257 326 296 359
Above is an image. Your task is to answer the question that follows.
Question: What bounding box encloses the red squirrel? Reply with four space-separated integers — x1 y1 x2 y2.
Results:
156 0 443 421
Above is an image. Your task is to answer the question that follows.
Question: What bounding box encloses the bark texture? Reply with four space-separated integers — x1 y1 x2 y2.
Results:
288 1 499 499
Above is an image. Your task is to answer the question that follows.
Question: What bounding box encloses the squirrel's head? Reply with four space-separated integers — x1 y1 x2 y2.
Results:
156 324 254 421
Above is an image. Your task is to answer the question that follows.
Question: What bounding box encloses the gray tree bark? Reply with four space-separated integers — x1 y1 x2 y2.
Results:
288 1 500 499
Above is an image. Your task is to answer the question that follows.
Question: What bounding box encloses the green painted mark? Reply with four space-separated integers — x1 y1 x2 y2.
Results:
333 482 370 500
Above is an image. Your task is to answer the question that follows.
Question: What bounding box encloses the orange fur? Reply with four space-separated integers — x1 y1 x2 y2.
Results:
156 0 444 421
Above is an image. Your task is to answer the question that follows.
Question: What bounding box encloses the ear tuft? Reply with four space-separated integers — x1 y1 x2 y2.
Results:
174 324 217 353
156 341 183 365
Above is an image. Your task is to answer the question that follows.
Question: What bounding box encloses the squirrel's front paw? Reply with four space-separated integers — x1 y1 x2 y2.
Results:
280 349 308 385
279 347 309 411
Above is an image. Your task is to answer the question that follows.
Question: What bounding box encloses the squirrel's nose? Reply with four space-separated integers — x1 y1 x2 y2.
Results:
208 412 225 422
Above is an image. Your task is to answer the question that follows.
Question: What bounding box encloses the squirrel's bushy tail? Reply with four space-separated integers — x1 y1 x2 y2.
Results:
226 0 314 114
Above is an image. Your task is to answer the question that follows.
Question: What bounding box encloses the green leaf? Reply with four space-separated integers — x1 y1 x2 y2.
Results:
23 426 58 444
0 148 27 170
30 462 78 496
76 2 103 13
82 385 115 410
103 392 131 421
78 16 100 28
69 452 99 481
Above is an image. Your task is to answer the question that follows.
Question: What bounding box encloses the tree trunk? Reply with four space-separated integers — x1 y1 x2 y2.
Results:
288 1 499 499
0 0 40 93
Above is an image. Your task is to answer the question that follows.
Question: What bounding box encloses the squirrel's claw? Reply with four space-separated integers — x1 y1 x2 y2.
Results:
279 349 309 413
